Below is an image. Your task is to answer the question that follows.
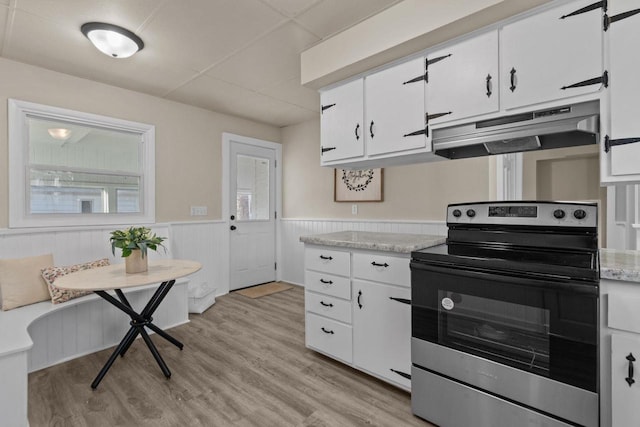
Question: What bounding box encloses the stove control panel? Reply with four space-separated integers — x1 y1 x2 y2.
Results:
447 202 597 228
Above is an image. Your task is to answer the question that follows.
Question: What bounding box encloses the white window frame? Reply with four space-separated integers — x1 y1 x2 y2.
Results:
8 99 155 228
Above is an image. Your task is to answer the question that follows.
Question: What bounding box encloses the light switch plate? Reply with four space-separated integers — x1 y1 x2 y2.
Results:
352 204 358 215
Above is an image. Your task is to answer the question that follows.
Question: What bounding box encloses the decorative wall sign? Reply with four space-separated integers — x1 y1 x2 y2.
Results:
334 168 383 202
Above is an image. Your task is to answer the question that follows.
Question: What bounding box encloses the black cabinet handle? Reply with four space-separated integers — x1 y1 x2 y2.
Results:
604 135 640 153
369 121 375 138
510 68 517 92
321 103 336 113
389 297 411 305
321 327 334 335
390 369 412 380
486 74 492 98
230 225 237 231
357 290 362 309
371 261 389 268
319 278 333 285
319 255 333 260
626 353 636 386
321 146 336 154
355 123 360 140
320 301 333 307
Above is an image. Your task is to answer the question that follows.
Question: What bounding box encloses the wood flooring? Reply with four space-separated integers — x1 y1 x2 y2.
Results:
28 285 433 427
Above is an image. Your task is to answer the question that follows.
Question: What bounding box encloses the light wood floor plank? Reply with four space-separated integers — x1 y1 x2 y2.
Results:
28 285 433 427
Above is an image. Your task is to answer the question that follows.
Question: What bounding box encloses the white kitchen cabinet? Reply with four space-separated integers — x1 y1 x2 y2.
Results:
601 0 640 184
500 0 604 111
427 30 499 126
303 244 412 391
352 280 411 389
320 78 364 163
365 57 428 156
610 333 640 427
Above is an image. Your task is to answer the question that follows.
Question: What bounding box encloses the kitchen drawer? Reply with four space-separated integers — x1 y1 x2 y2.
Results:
305 270 351 300
352 252 410 287
305 247 350 276
608 293 640 334
306 312 353 364
305 291 352 324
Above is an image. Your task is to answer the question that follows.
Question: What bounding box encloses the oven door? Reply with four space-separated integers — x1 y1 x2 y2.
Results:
410 260 598 392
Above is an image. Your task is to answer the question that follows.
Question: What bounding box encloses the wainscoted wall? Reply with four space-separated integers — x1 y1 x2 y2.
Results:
280 218 447 286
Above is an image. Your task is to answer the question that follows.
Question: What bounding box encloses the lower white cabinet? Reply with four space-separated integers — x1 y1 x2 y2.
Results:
304 245 412 391
352 280 411 389
610 333 640 427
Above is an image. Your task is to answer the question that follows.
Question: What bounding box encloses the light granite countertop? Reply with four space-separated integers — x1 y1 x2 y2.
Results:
299 231 446 254
600 248 640 282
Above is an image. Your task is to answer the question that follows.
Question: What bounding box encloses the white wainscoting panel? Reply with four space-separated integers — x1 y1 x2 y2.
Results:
280 219 446 286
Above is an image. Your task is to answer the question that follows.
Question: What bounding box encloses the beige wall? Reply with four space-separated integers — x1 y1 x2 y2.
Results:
282 118 492 221
0 58 280 227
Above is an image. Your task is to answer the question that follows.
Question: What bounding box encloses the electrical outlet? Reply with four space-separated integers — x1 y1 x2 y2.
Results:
190 206 207 216
352 204 358 215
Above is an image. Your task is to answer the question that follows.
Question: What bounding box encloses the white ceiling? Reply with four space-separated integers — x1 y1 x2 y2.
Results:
0 0 402 127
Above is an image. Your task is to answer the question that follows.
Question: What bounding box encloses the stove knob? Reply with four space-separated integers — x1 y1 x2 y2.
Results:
574 209 587 220
466 209 476 218
553 209 566 219
452 209 462 218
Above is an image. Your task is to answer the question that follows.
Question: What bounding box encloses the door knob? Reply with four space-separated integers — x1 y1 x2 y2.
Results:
230 215 235 220
230 225 237 231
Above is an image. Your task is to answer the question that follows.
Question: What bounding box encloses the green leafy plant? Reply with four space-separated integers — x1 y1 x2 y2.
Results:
110 226 166 258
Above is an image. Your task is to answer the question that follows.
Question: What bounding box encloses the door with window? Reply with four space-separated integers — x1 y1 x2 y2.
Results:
229 141 276 291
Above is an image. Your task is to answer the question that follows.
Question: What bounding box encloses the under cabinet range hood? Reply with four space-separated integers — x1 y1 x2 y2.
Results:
433 101 600 159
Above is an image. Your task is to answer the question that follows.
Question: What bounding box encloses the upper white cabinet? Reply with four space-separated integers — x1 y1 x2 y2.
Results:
365 57 428 156
601 0 640 184
320 78 364 163
426 30 499 126
500 0 604 110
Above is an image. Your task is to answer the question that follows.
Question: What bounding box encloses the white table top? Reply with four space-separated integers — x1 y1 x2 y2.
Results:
54 259 202 291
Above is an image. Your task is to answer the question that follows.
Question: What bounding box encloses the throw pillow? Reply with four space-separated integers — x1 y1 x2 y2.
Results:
41 258 110 304
0 253 54 311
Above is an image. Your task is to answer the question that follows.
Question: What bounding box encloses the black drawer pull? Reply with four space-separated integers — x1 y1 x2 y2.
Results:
369 120 375 138
390 369 411 380
371 261 389 268
389 297 411 305
319 279 333 285
319 255 333 260
320 301 333 307
355 123 360 140
509 68 517 92
321 327 334 335
357 290 363 309
626 353 636 387
486 74 492 98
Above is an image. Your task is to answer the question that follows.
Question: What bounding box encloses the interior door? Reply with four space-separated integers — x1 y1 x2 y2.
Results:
229 141 276 291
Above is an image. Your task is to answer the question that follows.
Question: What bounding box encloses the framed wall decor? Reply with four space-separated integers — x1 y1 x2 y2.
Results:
334 168 383 202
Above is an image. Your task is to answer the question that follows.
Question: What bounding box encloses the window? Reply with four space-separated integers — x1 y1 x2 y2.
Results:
9 99 155 227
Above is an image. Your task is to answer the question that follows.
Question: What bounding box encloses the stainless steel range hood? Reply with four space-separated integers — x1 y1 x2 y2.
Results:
432 101 600 159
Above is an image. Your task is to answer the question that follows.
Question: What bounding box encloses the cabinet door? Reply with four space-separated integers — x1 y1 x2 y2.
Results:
601 0 640 183
352 280 411 389
365 57 428 156
427 30 499 126
500 0 603 110
611 334 640 426
320 79 364 163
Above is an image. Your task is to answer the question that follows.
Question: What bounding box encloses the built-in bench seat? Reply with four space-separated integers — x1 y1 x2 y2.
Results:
0 279 190 427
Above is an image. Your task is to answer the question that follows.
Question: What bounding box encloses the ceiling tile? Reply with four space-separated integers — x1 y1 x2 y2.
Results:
141 0 287 72
296 0 400 39
259 76 320 112
205 22 319 91
259 0 322 18
15 0 159 30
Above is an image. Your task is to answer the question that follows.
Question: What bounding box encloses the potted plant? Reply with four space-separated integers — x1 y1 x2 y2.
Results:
110 226 166 273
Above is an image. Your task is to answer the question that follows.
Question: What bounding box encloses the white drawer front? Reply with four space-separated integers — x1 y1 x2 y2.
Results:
608 293 640 334
305 270 351 300
352 252 410 287
306 312 353 363
305 291 352 324
305 247 350 276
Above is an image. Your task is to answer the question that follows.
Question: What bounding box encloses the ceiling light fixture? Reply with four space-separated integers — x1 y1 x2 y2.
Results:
47 128 72 140
81 22 144 59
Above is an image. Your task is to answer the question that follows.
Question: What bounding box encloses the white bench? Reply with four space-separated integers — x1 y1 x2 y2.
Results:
0 280 190 427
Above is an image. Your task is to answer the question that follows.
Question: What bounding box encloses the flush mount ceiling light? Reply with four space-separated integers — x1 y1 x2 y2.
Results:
47 128 71 140
81 22 144 58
